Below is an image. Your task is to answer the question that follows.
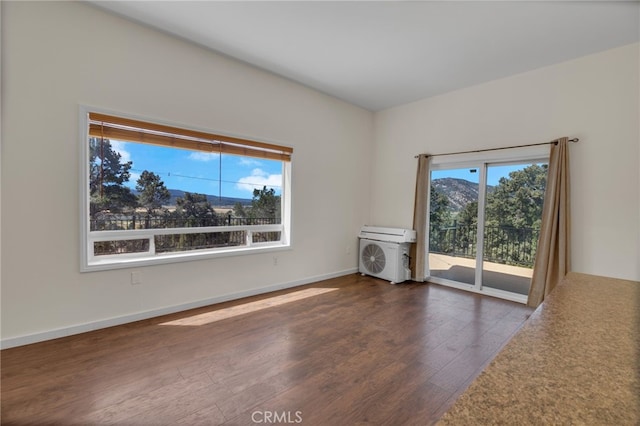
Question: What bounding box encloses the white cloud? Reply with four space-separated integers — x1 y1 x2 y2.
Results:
236 168 282 193
188 152 219 162
238 157 261 167
129 171 141 185
110 141 131 163
251 168 268 177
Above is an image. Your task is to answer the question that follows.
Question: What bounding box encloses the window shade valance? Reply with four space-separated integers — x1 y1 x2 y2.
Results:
88 112 293 162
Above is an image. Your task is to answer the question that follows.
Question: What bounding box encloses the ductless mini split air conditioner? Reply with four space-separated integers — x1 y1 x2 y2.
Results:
358 226 416 284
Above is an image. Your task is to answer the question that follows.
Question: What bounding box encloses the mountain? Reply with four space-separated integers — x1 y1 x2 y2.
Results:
165 189 252 207
132 188 252 207
432 178 494 212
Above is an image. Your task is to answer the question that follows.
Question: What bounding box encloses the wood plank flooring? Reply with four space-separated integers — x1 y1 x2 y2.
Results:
1 274 533 425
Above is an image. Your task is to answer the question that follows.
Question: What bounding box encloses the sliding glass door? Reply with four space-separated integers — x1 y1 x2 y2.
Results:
427 156 548 303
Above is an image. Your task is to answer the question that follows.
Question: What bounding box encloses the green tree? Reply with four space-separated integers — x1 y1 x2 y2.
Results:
485 164 548 229
248 186 280 222
233 202 247 218
136 170 170 216
175 192 218 226
455 199 478 255
457 200 478 228
429 185 453 253
429 185 451 229
165 192 223 251
89 138 137 216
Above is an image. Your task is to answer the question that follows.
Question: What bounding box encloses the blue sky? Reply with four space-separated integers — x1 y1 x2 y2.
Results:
110 141 282 200
432 163 545 187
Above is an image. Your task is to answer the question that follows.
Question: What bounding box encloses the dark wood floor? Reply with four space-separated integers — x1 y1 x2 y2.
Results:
1 274 533 425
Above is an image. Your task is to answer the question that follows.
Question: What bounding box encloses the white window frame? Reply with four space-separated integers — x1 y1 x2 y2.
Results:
426 145 549 304
79 106 292 272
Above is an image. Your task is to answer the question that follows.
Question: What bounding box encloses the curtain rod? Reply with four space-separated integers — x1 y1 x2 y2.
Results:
414 138 579 158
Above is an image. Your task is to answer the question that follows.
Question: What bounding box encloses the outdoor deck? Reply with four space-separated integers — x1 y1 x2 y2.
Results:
429 253 532 295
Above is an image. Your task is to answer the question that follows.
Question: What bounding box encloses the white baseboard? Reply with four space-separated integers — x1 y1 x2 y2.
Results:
0 268 358 349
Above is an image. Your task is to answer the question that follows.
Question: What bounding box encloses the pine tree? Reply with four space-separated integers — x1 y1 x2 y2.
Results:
136 170 170 216
485 164 548 229
89 138 137 217
429 185 451 229
175 192 218 227
248 186 280 223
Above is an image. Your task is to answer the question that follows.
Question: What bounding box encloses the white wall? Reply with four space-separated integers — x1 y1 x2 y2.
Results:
372 43 640 282
638 18 640 278
1 2 372 345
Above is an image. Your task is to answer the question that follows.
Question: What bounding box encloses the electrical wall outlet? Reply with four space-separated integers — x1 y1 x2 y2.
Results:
131 271 142 285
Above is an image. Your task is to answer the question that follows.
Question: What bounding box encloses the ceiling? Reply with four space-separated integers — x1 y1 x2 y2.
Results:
90 1 639 111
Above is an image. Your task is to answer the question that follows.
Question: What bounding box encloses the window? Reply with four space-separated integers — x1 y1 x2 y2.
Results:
80 108 292 271
426 146 549 303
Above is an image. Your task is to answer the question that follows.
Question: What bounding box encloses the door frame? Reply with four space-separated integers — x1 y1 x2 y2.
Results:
425 146 549 304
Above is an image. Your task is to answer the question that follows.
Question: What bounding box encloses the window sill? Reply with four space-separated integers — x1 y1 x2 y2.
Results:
81 242 291 272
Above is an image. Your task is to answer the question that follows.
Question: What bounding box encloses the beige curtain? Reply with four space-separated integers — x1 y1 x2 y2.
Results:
411 154 430 282
528 138 571 307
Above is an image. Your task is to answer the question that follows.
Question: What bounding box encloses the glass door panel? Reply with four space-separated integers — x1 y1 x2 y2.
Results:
428 168 480 286
481 163 548 295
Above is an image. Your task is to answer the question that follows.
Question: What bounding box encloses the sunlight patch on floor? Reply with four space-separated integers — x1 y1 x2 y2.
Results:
160 287 339 326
